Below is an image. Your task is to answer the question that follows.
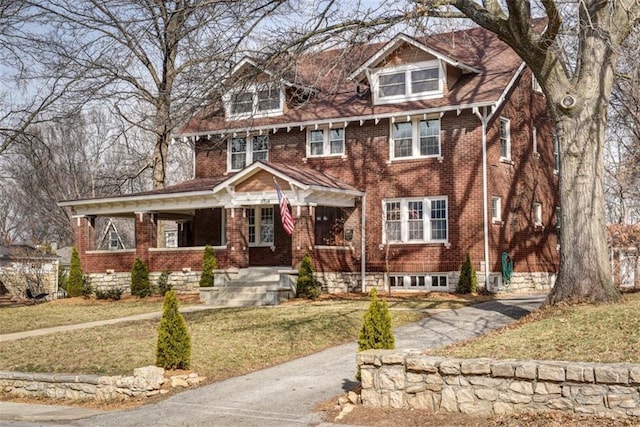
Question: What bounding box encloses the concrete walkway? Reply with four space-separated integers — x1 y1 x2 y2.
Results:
0 295 545 426
0 305 220 343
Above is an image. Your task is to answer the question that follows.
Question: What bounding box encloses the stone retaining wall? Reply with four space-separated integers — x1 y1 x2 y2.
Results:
0 366 202 401
357 350 640 418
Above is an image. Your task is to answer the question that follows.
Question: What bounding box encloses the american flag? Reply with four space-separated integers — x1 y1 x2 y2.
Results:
274 178 295 235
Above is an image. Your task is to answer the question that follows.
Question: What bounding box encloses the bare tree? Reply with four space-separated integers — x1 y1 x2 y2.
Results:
0 109 150 246
606 33 640 225
25 0 292 190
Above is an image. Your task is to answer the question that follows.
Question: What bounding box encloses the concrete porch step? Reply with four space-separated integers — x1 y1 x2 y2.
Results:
202 282 281 307
235 266 286 284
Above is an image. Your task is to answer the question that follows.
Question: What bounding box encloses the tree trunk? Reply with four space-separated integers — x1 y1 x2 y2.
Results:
152 95 171 191
546 102 621 305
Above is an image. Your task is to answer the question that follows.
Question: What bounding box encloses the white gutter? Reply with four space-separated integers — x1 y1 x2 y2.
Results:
473 106 491 291
176 101 498 140
361 193 367 293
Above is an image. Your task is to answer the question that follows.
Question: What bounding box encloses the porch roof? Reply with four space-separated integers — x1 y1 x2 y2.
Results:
58 161 363 218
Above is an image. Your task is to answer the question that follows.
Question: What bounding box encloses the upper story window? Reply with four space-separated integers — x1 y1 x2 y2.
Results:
372 60 443 105
553 134 560 172
390 117 440 160
383 197 448 244
533 202 543 227
532 74 543 94
228 135 269 171
499 117 511 161
307 127 345 157
226 84 283 119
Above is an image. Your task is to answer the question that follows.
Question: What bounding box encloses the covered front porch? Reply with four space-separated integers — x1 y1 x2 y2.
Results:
59 161 364 294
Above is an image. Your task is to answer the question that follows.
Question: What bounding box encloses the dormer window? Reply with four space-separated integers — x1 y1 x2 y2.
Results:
372 60 443 105
226 84 283 119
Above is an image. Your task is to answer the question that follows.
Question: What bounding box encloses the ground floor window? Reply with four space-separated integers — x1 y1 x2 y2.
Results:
383 197 448 243
247 206 274 246
389 274 448 290
315 206 349 246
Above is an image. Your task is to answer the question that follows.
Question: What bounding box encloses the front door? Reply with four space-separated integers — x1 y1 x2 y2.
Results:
247 205 292 267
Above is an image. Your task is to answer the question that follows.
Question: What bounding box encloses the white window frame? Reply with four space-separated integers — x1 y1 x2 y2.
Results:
389 117 441 161
225 84 284 120
499 117 511 161
108 231 119 250
247 206 275 247
306 126 345 157
533 202 543 227
491 196 502 223
532 74 543 94
382 196 448 244
227 135 269 172
371 60 444 105
553 134 560 173
388 273 449 290
532 126 538 155
164 230 178 248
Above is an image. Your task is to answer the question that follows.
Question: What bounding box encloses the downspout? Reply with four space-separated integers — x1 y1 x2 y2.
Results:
473 106 491 291
361 193 367 292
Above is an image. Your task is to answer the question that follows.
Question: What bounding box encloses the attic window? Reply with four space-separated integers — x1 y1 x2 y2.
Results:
226 84 283 119
373 60 443 105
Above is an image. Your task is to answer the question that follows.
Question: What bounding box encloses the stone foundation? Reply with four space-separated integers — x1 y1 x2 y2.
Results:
87 271 201 294
358 350 640 418
317 271 554 295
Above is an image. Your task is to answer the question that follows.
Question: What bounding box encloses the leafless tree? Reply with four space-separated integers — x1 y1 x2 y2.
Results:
606 33 640 225
25 0 293 190
0 109 150 246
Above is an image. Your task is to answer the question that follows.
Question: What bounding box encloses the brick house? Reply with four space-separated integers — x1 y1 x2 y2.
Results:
60 25 559 294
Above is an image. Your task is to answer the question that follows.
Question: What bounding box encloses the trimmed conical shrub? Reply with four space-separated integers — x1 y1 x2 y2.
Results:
456 253 478 294
199 245 217 287
358 288 395 351
156 290 191 370
131 258 151 297
66 247 84 297
296 253 320 299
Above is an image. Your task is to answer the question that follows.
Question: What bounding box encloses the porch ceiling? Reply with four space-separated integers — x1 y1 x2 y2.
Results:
58 161 363 217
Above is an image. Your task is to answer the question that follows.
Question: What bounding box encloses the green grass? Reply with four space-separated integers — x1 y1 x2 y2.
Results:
431 292 640 364
0 296 198 335
0 299 434 380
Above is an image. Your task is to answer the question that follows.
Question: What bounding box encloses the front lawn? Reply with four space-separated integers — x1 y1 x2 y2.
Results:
431 292 640 363
0 292 484 380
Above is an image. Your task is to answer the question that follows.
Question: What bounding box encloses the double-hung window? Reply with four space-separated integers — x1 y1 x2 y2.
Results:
228 135 269 171
227 84 283 119
491 197 502 222
247 206 274 246
374 60 443 104
383 197 448 243
390 118 440 160
499 117 511 160
307 127 345 157
533 202 542 227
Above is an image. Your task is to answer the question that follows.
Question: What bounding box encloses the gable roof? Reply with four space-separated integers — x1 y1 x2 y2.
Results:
178 25 525 137
348 33 480 82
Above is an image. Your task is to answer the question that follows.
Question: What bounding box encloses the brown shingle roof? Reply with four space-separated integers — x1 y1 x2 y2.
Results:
261 161 362 193
179 25 523 136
